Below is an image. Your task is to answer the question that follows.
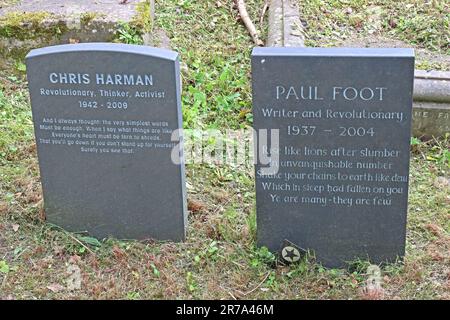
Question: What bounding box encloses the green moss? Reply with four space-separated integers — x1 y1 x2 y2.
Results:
0 11 68 41
131 0 153 33
80 12 107 26
416 59 450 71
115 22 144 45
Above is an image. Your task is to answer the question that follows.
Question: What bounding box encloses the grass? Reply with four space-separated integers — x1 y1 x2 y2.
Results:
299 0 449 52
0 0 449 299
0 0 19 8
157 0 261 129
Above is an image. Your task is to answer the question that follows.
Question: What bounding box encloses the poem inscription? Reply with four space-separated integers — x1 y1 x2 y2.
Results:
252 47 415 268
27 44 187 241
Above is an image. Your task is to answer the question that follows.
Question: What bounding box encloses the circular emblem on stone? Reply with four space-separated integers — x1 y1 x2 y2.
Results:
281 246 301 263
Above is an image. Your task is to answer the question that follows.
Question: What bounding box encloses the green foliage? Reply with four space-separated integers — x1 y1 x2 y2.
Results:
186 271 198 293
411 137 421 146
0 0 448 300
157 0 255 129
126 291 141 300
415 59 449 71
250 246 276 269
77 236 102 247
346 259 373 274
411 134 450 169
0 260 10 273
116 23 143 45
181 54 251 129
427 146 450 166
193 240 220 266
264 271 279 291
14 61 26 73
132 0 153 32
0 87 33 166
391 1 449 52
150 263 160 277
300 0 449 53
246 209 257 240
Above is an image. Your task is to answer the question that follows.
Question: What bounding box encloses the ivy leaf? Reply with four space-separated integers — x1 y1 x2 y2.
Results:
0 260 10 274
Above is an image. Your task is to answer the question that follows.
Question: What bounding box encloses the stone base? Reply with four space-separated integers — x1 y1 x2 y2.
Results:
413 102 449 139
0 0 162 56
412 70 450 138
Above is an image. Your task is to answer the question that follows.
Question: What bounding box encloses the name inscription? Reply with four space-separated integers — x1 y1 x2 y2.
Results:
49 72 154 86
35 70 170 154
276 85 387 101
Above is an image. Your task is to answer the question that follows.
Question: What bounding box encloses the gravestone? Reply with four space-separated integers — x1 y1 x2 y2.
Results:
0 0 158 57
26 43 187 241
252 47 414 268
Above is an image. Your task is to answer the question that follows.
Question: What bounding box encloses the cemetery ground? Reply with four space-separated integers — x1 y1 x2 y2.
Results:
0 0 449 299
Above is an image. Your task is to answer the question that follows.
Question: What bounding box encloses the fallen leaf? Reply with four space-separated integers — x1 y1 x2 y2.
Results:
0 203 8 214
112 245 126 260
434 176 450 190
188 199 207 214
425 223 442 237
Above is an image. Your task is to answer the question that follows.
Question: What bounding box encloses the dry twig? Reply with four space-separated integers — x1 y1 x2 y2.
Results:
235 0 264 46
260 1 269 28
242 271 271 296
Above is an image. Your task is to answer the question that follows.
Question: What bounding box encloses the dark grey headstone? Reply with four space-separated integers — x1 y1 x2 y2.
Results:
26 43 187 241
252 47 414 268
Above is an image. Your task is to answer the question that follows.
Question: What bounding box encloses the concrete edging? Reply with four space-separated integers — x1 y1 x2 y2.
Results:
267 0 304 47
266 0 450 138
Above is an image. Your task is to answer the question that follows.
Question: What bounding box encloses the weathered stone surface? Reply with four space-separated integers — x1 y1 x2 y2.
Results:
411 70 450 138
252 47 414 268
414 70 450 103
282 0 304 47
1 0 146 20
412 102 449 138
26 43 187 241
267 0 283 47
0 0 156 56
